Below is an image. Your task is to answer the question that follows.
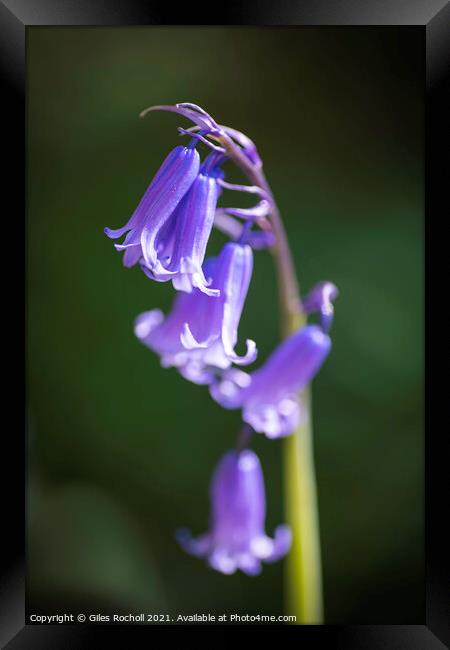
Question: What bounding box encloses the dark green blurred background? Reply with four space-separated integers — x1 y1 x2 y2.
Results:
27 27 423 623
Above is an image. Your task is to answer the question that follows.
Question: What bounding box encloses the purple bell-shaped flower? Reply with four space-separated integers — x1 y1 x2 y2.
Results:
177 449 291 575
211 325 331 439
210 282 337 438
104 143 200 269
134 242 257 384
141 152 225 296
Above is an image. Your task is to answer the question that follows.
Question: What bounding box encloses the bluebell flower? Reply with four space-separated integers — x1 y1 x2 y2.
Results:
177 449 291 575
134 242 257 384
210 325 331 439
302 281 338 333
104 143 200 269
140 152 225 295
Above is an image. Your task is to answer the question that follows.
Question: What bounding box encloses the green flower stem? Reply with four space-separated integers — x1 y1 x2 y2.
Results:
266 201 324 625
218 136 324 624
284 387 324 623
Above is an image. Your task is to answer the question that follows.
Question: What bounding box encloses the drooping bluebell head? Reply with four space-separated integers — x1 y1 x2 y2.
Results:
210 325 331 438
209 280 337 438
104 143 200 269
141 152 225 295
134 242 257 384
177 449 291 575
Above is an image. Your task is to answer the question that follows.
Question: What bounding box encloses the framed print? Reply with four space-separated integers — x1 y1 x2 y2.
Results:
1 0 448 646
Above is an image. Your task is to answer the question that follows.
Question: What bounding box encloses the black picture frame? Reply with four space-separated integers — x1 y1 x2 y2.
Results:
2 0 448 646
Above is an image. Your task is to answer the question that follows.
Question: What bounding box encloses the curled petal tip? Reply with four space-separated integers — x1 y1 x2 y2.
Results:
180 323 198 349
266 525 292 562
228 339 258 366
180 323 214 350
209 369 250 410
197 285 220 297
104 225 128 239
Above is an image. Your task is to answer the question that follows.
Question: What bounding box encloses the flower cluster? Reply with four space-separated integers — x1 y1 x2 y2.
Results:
105 103 337 575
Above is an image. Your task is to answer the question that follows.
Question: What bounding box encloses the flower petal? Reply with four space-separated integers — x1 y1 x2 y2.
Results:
176 529 211 558
208 548 237 575
134 310 165 341
122 245 142 267
225 339 258 366
209 368 251 409
236 553 262 576
265 525 292 563
243 396 300 439
180 323 216 350
105 145 200 270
